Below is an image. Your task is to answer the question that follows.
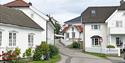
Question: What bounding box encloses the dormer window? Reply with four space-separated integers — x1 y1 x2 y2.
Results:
91 10 96 16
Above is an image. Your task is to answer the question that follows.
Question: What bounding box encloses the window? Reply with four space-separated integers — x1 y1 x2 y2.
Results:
0 32 2 46
91 25 100 30
116 21 122 27
72 26 74 32
91 36 102 46
92 38 101 46
66 33 69 38
72 32 75 38
116 37 123 46
28 34 34 47
9 32 16 46
91 10 96 16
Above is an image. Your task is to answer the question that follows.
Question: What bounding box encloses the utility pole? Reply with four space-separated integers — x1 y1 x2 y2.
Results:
81 14 85 52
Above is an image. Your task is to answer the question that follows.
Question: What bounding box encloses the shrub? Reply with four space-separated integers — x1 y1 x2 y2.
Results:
49 45 59 58
33 41 49 61
25 48 32 58
107 45 115 48
14 48 20 56
70 41 80 48
1 48 20 62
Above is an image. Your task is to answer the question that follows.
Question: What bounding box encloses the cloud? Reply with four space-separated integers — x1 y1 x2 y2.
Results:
1 0 121 24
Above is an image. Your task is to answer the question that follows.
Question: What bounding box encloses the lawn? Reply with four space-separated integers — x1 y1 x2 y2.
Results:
29 54 61 63
85 52 108 59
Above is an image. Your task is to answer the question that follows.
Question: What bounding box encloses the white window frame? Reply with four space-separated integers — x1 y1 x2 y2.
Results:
91 10 96 16
116 21 123 27
91 25 100 30
9 32 16 46
92 38 101 46
28 33 34 47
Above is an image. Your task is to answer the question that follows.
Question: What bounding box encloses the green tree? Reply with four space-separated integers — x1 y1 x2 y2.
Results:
54 22 61 34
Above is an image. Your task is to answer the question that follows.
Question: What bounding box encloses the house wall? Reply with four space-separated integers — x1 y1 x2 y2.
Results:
13 7 55 44
0 23 43 57
110 35 125 48
106 10 125 48
84 23 107 48
107 10 125 34
63 25 83 45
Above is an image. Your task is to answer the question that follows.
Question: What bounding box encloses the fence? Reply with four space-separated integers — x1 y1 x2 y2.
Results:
85 47 120 56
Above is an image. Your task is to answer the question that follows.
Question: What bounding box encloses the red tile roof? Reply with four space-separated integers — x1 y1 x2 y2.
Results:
4 0 30 8
62 25 83 33
62 26 69 33
74 25 83 32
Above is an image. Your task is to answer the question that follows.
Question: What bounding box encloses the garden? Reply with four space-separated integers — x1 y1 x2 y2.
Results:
0 41 60 63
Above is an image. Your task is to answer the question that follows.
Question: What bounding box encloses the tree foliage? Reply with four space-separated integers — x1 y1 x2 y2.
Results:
54 22 61 34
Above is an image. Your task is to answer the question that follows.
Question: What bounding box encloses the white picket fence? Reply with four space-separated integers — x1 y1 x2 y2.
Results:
85 47 121 56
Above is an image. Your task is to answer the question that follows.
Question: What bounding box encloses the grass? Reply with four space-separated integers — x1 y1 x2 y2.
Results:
29 54 61 63
85 52 108 59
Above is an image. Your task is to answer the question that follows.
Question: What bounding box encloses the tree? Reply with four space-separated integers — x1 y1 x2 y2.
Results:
54 22 61 34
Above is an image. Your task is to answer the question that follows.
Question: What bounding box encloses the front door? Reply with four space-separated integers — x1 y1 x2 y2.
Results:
116 37 123 47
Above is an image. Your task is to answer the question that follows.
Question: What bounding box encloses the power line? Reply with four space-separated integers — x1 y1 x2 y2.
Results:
31 5 48 16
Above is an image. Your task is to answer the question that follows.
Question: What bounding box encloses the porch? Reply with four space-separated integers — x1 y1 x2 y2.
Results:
109 34 125 49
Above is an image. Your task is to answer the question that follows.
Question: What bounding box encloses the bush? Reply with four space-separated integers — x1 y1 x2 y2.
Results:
25 48 32 58
33 41 49 61
70 42 80 48
107 45 115 48
49 45 59 58
1 48 20 62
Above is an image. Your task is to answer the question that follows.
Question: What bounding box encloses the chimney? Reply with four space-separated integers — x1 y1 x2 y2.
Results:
120 0 124 5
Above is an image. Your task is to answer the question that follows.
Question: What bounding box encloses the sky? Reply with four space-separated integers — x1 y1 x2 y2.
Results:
0 0 121 24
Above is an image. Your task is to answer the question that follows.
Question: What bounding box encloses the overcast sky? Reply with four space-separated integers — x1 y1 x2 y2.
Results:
0 0 121 24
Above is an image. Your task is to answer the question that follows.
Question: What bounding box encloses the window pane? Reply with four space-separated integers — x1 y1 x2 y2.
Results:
91 25 100 30
9 33 12 46
72 32 75 38
28 34 34 47
95 38 98 45
92 38 101 46
116 21 122 27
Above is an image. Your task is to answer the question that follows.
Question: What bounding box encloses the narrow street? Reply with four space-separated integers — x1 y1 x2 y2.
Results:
56 42 113 63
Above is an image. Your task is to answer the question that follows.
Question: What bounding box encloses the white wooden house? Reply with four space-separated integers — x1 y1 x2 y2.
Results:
82 0 125 55
3 0 56 44
62 16 84 45
0 5 44 58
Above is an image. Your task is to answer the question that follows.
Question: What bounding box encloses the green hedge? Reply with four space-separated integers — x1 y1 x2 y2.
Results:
69 42 80 48
106 45 115 48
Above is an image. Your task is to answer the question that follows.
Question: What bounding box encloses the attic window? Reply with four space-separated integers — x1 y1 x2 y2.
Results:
91 10 96 16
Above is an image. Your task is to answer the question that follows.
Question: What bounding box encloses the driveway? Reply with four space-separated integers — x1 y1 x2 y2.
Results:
56 42 112 63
